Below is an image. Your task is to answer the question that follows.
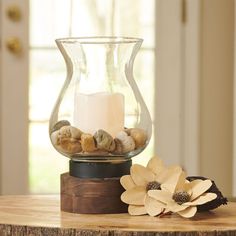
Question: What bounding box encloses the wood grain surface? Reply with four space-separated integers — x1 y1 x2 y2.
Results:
0 195 235 235
61 173 128 214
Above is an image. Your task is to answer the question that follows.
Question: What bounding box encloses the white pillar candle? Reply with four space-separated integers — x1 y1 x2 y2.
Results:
73 92 124 137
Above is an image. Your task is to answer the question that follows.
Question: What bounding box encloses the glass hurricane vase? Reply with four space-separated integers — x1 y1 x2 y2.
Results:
49 36 152 178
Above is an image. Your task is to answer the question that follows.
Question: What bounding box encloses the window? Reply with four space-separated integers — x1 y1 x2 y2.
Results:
29 0 155 193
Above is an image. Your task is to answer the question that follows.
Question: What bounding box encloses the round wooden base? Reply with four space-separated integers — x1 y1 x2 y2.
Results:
61 173 128 214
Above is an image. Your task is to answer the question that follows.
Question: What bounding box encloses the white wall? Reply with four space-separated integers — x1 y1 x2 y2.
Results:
155 0 234 196
200 0 234 196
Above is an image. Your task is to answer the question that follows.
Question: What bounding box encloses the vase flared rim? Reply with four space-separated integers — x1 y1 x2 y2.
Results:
55 36 143 44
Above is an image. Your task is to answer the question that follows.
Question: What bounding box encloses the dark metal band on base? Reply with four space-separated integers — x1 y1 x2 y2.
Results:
69 159 132 178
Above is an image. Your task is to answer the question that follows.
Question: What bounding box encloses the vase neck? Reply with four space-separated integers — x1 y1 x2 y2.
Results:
56 37 142 93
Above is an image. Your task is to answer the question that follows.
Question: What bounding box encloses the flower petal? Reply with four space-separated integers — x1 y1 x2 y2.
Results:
182 182 193 195
160 169 184 193
128 205 147 215
190 179 212 201
131 164 155 186
157 165 182 185
147 156 164 176
189 179 202 188
121 186 146 205
148 190 172 204
120 175 136 190
161 183 176 193
175 171 187 192
166 200 188 213
144 195 165 216
177 206 197 218
184 193 217 206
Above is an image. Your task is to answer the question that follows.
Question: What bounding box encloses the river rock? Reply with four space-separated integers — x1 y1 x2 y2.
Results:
81 133 97 152
50 130 61 146
113 138 123 154
60 137 82 154
129 128 147 149
51 120 70 133
94 129 115 152
60 125 83 139
116 131 135 153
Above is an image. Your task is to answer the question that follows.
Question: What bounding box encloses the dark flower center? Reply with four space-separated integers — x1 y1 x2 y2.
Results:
146 181 161 191
172 191 191 205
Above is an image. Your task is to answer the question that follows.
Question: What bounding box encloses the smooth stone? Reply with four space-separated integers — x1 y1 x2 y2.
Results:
94 129 115 152
113 138 123 154
129 128 147 149
116 131 135 153
51 120 70 133
121 136 135 153
50 130 60 146
81 133 97 152
60 126 83 139
60 138 82 154
116 131 128 140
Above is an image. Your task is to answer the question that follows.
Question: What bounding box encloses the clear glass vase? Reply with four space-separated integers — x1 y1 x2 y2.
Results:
49 37 152 164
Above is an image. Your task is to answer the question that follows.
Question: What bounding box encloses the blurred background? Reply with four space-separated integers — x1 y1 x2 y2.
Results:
0 0 235 198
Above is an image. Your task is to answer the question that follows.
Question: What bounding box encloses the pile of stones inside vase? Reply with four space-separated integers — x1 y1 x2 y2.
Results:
50 120 147 156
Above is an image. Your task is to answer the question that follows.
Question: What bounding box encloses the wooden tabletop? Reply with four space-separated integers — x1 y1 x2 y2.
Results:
0 195 235 236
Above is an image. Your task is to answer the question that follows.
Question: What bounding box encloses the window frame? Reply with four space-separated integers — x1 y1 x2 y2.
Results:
0 0 202 194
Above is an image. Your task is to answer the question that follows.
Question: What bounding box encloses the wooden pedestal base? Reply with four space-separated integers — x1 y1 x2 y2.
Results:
61 173 128 214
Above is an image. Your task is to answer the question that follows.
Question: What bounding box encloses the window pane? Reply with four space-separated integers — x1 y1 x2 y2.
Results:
29 0 155 193
29 122 67 193
71 0 114 36
134 50 155 119
29 49 67 193
29 49 65 121
113 0 155 48
30 0 71 47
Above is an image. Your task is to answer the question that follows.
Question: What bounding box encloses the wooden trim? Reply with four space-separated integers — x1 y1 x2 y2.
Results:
234 0 236 196
200 0 234 196
154 0 200 172
0 0 2 194
155 0 234 198
182 0 201 175
0 0 29 194
154 0 183 165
